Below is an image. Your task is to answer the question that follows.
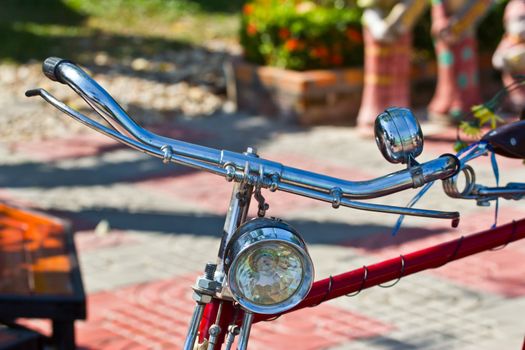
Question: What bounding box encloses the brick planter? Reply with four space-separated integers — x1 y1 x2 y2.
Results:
225 56 499 125
225 59 364 125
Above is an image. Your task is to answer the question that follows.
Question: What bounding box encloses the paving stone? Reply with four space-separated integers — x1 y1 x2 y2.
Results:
2 115 524 349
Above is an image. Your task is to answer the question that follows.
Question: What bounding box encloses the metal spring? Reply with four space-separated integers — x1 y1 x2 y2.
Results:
443 165 476 198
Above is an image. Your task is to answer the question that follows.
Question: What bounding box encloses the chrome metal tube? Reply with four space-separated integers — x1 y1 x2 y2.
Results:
31 59 461 222
28 89 228 177
277 182 459 219
30 87 459 221
48 62 459 200
56 63 222 164
277 155 458 199
236 312 254 350
215 182 254 284
183 303 206 350
224 325 240 350
476 187 525 197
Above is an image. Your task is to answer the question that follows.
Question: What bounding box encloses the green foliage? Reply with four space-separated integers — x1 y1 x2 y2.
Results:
64 0 200 22
240 1 363 70
0 0 244 64
455 74 525 152
240 0 509 70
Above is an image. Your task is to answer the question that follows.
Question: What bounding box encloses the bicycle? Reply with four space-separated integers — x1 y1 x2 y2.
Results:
26 57 525 350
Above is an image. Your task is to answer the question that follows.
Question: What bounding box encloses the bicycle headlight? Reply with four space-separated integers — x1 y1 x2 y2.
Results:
225 218 314 314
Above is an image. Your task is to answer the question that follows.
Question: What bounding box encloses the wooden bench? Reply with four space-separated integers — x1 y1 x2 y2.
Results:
0 203 86 350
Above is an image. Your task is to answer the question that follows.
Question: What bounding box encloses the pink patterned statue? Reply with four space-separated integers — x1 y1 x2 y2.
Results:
356 0 428 133
492 0 525 117
428 0 493 123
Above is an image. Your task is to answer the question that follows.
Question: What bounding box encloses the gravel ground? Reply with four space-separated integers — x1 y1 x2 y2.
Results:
0 46 235 142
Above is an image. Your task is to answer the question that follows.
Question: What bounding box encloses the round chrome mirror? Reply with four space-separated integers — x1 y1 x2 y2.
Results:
374 107 423 165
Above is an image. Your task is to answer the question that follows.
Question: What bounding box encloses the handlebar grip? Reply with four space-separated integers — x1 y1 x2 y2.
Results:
43 57 73 83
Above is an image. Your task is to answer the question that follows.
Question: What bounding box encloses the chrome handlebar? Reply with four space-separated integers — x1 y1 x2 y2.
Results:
27 57 461 223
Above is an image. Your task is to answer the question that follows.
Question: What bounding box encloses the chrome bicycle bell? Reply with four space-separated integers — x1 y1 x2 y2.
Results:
374 107 424 166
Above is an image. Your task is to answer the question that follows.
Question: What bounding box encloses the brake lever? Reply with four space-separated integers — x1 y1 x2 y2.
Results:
26 88 162 153
25 88 228 177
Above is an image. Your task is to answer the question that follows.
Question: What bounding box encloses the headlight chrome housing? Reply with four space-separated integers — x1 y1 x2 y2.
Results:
225 218 314 314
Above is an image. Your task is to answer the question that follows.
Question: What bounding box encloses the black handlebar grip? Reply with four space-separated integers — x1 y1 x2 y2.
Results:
42 57 73 83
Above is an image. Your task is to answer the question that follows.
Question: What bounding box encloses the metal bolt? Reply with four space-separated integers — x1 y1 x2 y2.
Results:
209 325 221 336
244 146 259 157
269 174 279 192
161 145 173 164
476 200 491 207
510 137 517 146
330 188 342 209
204 263 217 280
225 165 236 182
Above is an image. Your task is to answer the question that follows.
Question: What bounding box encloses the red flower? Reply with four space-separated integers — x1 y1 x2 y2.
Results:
284 38 303 52
279 28 291 40
331 54 343 66
243 4 254 15
247 23 258 36
346 28 362 43
311 46 329 58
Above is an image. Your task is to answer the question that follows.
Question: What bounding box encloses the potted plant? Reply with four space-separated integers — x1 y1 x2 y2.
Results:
227 0 365 125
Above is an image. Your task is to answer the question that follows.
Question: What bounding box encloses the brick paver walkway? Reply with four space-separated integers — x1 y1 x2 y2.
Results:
2 113 524 349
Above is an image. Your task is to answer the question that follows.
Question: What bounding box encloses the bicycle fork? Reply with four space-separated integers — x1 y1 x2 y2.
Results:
184 178 254 350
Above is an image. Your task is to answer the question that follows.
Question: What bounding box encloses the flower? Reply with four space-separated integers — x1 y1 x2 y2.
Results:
331 54 344 65
243 4 254 15
279 28 291 40
346 28 362 43
311 46 329 58
247 23 258 36
284 38 304 51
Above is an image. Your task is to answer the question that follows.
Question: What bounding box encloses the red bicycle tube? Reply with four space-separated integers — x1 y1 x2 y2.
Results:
255 218 525 322
199 299 238 349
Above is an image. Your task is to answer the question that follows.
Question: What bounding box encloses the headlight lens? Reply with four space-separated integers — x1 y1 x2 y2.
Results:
226 218 314 314
234 242 304 305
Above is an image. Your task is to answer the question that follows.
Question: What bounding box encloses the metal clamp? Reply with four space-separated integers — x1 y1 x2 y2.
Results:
310 275 334 307
379 255 405 288
490 220 518 251
345 266 368 297
161 145 173 164
330 188 342 209
438 236 465 268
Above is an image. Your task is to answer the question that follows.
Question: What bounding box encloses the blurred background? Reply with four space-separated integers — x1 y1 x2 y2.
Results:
1 1 525 350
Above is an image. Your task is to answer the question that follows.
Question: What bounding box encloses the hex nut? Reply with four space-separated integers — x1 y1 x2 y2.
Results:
192 291 213 304
197 277 219 291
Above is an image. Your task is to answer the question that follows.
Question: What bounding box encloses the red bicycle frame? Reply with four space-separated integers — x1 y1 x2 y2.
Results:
199 218 525 349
